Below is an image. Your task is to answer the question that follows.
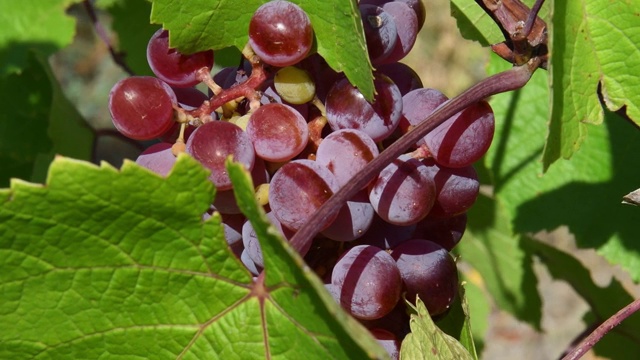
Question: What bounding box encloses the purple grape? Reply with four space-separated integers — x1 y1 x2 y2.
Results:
242 212 299 267
361 0 425 31
249 1 314 67
185 121 255 190
378 1 418 64
424 100 495 168
321 190 375 242
146 29 214 88
108 76 177 140
171 86 209 110
241 249 263 276
399 88 449 137
354 213 416 250
246 103 309 162
369 328 400 360
412 213 467 251
331 245 402 320
369 154 436 226
423 159 479 218
359 4 397 64
376 62 423 96
315 129 379 188
391 239 459 315
212 189 241 215
325 74 402 142
269 159 340 231
135 142 176 176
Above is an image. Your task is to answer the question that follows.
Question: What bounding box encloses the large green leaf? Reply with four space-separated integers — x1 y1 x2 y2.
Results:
0 0 82 76
485 52 640 281
0 155 388 359
0 52 94 187
149 0 374 100
544 0 640 167
434 285 479 360
523 237 640 359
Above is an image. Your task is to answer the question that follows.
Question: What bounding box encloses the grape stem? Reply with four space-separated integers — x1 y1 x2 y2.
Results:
83 0 135 76
185 45 268 121
561 298 640 360
289 57 541 253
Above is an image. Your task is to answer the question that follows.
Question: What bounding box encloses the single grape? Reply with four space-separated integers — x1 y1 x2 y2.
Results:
369 154 436 226
269 159 340 231
359 4 397 64
241 249 263 276
274 66 316 104
321 190 375 242
377 1 418 64
376 62 423 96
108 76 177 140
399 87 448 137
185 121 255 190
242 212 298 267
391 239 459 315
135 143 176 176
424 101 495 168
171 86 209 110
246 103 309 162
146 29 214 88
360 0 425 30
249 1 314 67
331 245 402 320
369 329 400 360
412 213 467 251
315 129 379 188
325 74 402 142
423 159 479 218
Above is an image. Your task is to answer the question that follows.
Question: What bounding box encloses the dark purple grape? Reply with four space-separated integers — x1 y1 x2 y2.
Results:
423 159 479 218
369 329 400 360
321 190 375 242
212 189 241 215
369 154 436 226
146 29 214 88
412 213 467 251
108 76 177 140
242 212 299 267
171 86 209 110
354 213 416 250
249 1 314 67
269 159 340 231
391 239 459 315
325 74 402 142
376 62 423 96
378 1 418 64
361 0 425 31
400 88 448 137
135 142 176 176
315 129 379 188
331 245 402 320
246 103 309 162
424 101 495 168
359 4 397 64
185 121 255 190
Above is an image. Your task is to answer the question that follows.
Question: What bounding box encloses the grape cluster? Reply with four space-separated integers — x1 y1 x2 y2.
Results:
108 1 493 358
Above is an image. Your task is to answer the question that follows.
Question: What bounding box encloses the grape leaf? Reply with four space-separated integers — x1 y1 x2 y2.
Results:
544 0 640 167
485 52 640 281
449 0 503 46
0 52 94 187
0 155 388 359
148 0 374 100
97 0 160 76
400 298 473 360
0 0 83 76
523 237 640 359
456 193 542 329
434 285 479 360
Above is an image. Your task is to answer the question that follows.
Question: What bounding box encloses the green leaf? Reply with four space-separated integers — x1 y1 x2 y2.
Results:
400 298 473 360
0 0 83 76
149 0 374 100
0 52 94 187
98 0 160 76
435 285 479 360
450 0 503 46
523 237 640 358
455 193 542 329
544 0 640 166
0 155 388 359
485 52 640 281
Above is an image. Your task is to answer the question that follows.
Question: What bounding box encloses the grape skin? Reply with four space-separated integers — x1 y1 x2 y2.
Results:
249 1 314 67
185 121 255 191
246 103 309 162
135 142 176 177
359 4 397 64
108 76 177 140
